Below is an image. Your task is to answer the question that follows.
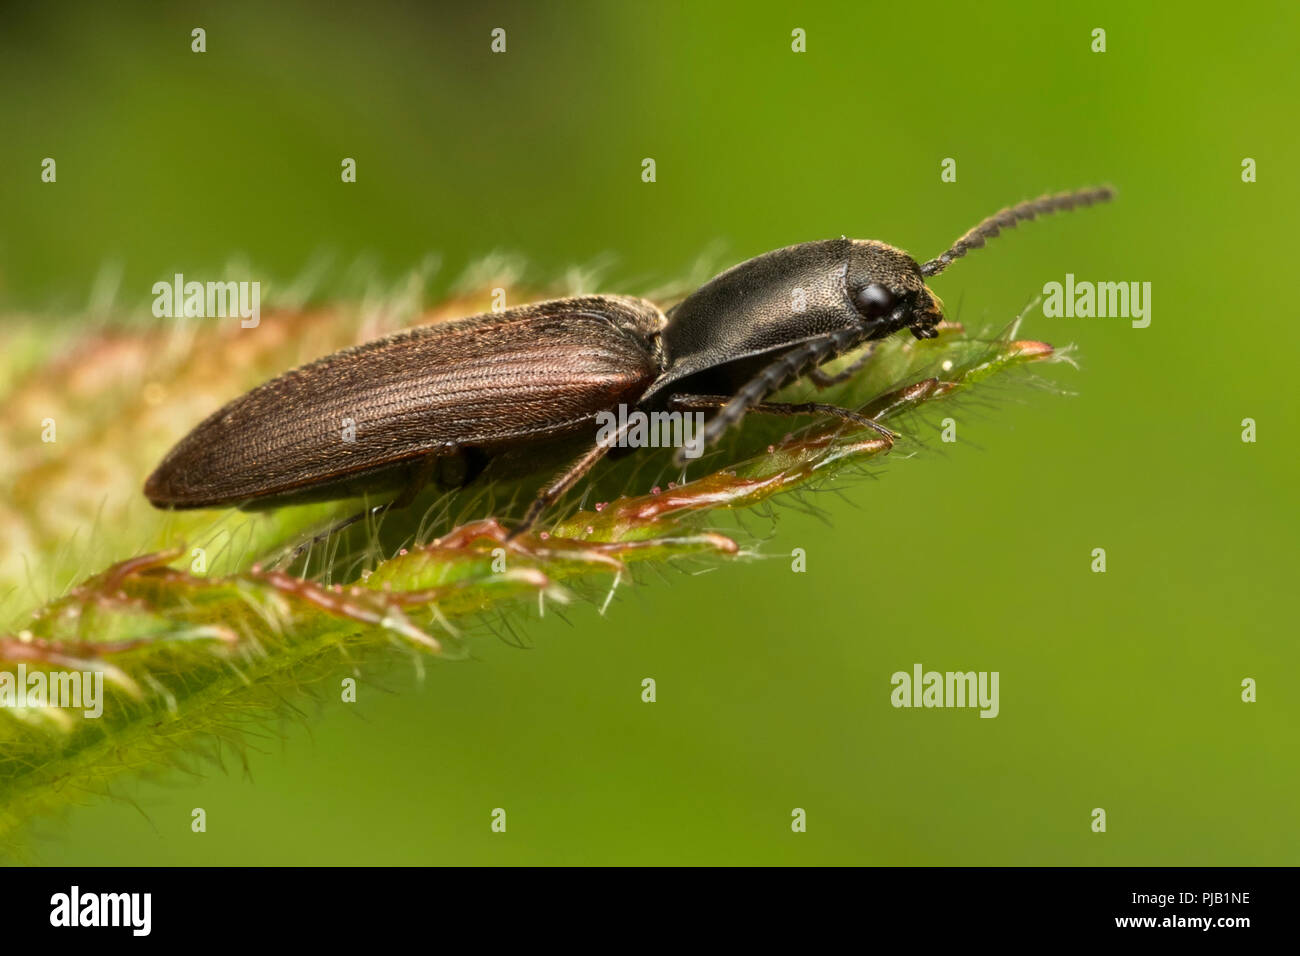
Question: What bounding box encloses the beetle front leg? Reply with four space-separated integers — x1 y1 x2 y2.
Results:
669 394 896 447
687 332 855 460
670 330 881 467
808 343 878 388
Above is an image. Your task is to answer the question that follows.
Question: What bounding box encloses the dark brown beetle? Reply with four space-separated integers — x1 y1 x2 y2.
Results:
146 186 1113 537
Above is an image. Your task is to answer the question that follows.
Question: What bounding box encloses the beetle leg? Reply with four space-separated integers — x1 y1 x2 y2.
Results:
509 420 640 539
281 449 448 566
279 501 393 568
392 448 446 507
808 343 877 388
670 394 895 442
674 332 858 465
509 445 609 540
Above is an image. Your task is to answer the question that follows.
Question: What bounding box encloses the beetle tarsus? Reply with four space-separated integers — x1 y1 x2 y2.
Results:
282 501 394 567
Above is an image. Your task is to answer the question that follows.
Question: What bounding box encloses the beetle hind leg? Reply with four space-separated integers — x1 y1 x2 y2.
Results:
277 500 394 568
279 448 454 567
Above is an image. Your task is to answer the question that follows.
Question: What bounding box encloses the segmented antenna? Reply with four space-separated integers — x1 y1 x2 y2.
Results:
919 185 1115 277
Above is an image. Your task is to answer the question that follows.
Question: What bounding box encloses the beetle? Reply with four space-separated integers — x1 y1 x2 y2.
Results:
146 185 1113 539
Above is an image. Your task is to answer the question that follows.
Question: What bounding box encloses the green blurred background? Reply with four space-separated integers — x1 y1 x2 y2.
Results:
2 0 1296 864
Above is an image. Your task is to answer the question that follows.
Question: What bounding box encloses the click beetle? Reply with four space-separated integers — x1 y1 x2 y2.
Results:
145 185 1113 538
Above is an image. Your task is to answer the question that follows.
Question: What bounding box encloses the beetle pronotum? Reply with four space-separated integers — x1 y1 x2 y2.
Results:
146 186 1113 540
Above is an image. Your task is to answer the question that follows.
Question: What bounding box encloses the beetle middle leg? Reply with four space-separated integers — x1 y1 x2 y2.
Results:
508 415 646 540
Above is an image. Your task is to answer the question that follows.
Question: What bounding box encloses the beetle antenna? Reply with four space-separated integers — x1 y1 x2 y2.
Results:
919 185 1114 277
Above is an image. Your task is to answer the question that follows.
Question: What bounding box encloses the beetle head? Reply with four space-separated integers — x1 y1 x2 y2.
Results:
847 240 945 341
847 186 1116 343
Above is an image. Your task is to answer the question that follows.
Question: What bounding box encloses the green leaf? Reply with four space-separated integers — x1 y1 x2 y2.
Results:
0 292 1069 852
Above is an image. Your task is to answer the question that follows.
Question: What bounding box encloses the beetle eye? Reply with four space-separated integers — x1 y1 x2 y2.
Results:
853 283 896 321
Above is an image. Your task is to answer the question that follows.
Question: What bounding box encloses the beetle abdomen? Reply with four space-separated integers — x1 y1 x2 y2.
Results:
145 296 664 508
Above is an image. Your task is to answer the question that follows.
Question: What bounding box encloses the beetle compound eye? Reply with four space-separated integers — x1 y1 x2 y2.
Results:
853 283 896 321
